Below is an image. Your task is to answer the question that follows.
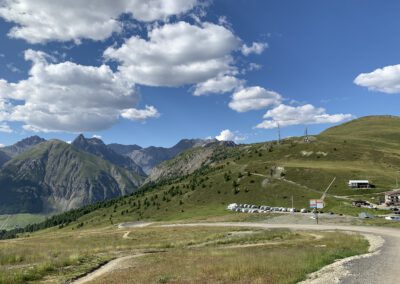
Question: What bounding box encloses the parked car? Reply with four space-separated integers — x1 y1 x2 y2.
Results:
385 216 400 221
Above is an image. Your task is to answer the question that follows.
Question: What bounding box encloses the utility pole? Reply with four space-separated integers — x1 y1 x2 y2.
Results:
291 195 294 214
321 177 336 201
304 127 310 143
277 122 281 145
310 177 336 225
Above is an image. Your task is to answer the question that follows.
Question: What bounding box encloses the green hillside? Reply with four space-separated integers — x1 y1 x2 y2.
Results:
4 116 394 232
2 115 400 234
321 115 400 149
1 116 398 284
0 214 46 231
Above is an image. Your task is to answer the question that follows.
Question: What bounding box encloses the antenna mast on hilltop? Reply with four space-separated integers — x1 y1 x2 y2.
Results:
304 127 310 143
277 122 281 144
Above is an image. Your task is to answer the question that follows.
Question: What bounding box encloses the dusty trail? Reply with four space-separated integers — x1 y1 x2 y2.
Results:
118 222 153 229
72 254 146 284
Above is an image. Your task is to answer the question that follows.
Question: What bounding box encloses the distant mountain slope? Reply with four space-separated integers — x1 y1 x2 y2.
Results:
60 116 400 225
1 136 46 157
148 141 236 182
4 115 400 219
107 143 142 155
0 151 11 166
0 140 143 214
0 136 46 166
112 115 400 199
5 116 400 232
125 139 214 174
72 135 146 176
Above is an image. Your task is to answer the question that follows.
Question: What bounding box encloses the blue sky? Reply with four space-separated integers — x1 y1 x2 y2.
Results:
0 0 399 147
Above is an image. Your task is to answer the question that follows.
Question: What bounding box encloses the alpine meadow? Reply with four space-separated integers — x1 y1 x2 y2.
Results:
1 1 400 284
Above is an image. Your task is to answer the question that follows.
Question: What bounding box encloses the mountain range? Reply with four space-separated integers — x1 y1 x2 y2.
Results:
3 115 399 217
0 134 232 214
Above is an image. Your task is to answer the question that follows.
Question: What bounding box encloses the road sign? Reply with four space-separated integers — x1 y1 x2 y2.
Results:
310 199 324 209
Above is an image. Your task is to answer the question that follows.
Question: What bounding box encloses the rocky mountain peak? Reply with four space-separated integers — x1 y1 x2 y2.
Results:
71 134 146 176
0 135 47 161
15 135 46 147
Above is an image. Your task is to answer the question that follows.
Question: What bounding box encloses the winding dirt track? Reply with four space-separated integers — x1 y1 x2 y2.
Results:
73 222 400 284
72 254 146 284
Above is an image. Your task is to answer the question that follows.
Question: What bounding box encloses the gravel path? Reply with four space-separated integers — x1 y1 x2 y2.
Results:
299 233 385 284
340 235 399 283
117 221 153 229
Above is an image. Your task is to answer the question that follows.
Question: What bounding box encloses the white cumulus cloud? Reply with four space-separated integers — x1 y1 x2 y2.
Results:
0 49 158 132
354 64 400 94
193 75 244 96
241 42 268 56
215 129 245 142
0 0 199 43
104 21 241 87
229 86 282 112
256 104 352 129
0 123 12 133
121 105 160 121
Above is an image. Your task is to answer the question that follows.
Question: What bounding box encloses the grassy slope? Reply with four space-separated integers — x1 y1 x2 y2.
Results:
4 116 399 228
15 116 396 230
93 231 367 284
86 117 400 224
2 116 397 283
0 226 368 284
0 214 46 231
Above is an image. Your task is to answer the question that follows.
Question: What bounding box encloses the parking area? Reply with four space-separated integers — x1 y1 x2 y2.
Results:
227 203 312 214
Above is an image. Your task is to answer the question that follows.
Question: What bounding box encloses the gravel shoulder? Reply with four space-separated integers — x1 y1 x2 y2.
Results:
299 233 385 284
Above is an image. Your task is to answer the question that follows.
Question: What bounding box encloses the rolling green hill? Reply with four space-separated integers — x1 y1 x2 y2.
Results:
3 115 400 235
321 115 400 149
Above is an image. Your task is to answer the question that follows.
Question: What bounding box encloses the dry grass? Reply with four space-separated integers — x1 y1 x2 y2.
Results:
90 231 368 284
0 223 368 284
0 226 258 283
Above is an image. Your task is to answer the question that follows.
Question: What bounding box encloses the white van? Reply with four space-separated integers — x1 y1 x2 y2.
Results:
385 216 400 221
